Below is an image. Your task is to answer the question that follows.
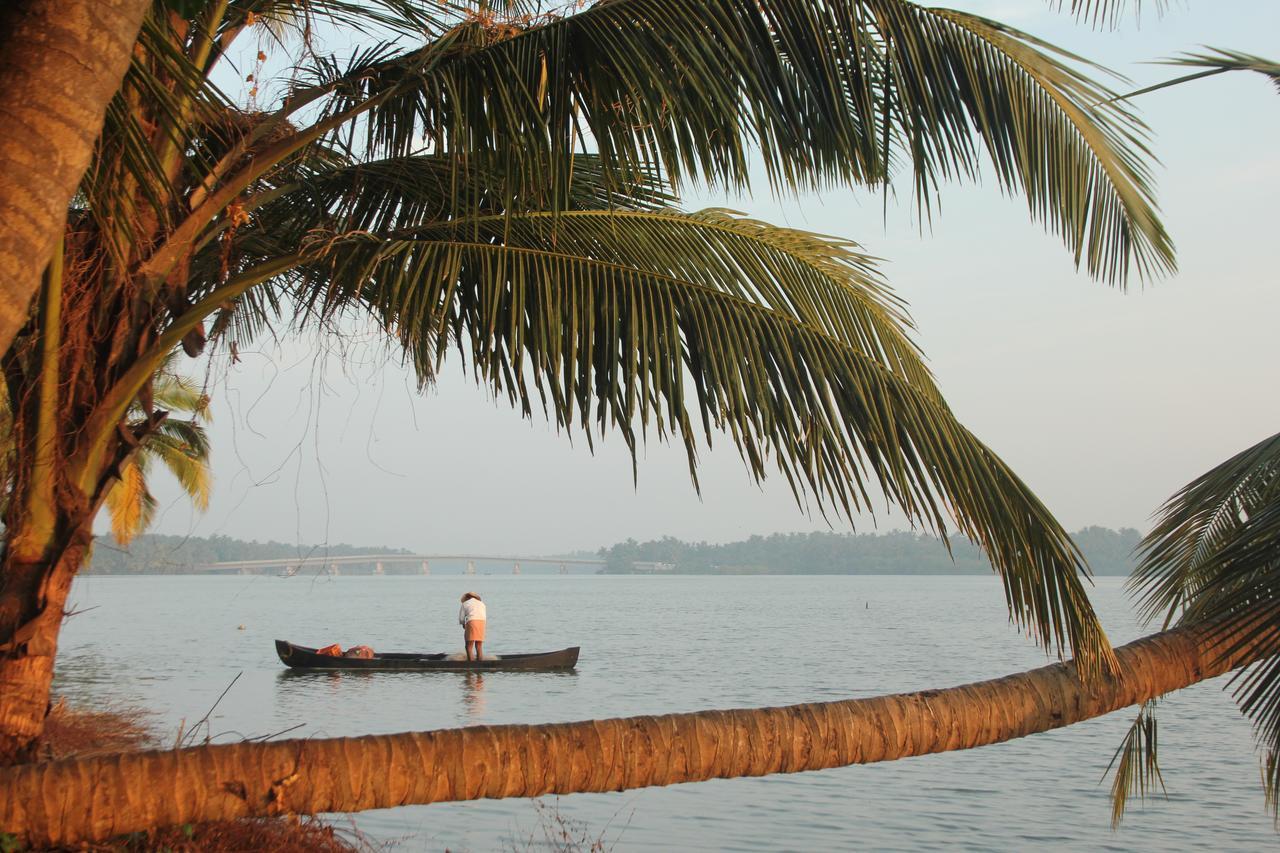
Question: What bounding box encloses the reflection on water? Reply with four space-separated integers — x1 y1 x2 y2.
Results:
53 575 1277 851
271 667 570 732
462 672 486 722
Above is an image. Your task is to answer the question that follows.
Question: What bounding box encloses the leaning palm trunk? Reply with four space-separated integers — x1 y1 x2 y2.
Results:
2 621 1269 847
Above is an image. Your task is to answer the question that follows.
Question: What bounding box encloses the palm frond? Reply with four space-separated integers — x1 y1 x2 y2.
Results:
232 0 453 40
1164 49 1280 95
105 351 214 524
80 10 234 270
72 0 1141 676
257 152 673 244
150 370 212 419
1109 49 1280 104
295 207 1112 671
1049 1 1167 29
197 151 675 344
104 460 158 546
302 0 1171 285
1131 432 1280 812
144 426 213 509
1266 748 1280 819
1130 431 1280 627
1103 699 1166 828
878 7 1170 284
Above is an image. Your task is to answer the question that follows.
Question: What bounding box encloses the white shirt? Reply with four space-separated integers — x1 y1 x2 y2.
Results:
459 599 486 625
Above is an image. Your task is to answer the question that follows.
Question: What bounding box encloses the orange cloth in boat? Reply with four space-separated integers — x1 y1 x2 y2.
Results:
316 643 342 657
464 620 486 642
343 645 374 659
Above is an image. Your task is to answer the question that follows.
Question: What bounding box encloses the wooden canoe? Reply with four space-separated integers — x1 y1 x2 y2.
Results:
274 640 579 671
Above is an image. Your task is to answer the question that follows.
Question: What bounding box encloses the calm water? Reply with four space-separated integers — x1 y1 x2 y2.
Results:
55 574 1274 851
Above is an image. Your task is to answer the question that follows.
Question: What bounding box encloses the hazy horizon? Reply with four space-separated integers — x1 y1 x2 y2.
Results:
139 3 1280 556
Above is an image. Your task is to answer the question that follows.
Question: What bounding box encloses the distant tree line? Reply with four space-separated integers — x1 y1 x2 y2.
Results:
86 534 412 574
597 526 1142 576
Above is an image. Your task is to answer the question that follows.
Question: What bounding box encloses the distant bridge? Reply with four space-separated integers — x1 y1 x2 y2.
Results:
196 553 606 576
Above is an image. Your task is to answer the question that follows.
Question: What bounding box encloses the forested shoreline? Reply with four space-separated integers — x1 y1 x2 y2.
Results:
85 527 1141 576
597 527 1142 576
86 534 411 574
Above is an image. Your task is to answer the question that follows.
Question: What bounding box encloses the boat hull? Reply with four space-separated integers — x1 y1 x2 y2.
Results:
274 640 579 671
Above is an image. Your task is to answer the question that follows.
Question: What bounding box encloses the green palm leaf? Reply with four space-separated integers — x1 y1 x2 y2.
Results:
1131 431 1280 807
1110 49 1280 104
102 356 214 540
302 0 1171 284
870 6 1169 283
184 150 675 348
1051 1 1166 29
295 207 1112 671
1163 49 1280 95
263 153 674 244
1104 699 1166 828
1131 432 1280 626
145 426 213 509
80 10 234 269
1162 48 1280 96
150 368 212 419
232 0 453 38
63 0 1155 675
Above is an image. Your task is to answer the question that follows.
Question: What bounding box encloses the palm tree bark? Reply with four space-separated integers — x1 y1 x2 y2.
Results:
0 0 151 355
0 537 85 766
1 620 1269 846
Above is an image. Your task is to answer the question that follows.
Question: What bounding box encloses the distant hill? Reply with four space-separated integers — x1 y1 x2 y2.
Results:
596 526 1142 576
86 534 413 574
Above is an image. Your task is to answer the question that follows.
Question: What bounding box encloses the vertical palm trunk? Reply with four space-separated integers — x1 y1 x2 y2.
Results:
0 620 1269 846
0 532 89 765
0 424 132 766
0 246 135 765
0 19 187 753
0 0 151 354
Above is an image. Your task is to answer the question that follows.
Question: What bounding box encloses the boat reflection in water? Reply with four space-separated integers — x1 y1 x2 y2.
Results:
462 672 486 722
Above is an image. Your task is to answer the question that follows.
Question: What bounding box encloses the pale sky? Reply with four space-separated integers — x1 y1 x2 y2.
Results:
144 2 1280 556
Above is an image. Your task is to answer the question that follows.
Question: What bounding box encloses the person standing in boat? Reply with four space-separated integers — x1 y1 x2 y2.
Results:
459 592 487 661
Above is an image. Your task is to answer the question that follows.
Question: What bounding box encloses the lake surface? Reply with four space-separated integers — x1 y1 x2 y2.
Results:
55 574 1274 851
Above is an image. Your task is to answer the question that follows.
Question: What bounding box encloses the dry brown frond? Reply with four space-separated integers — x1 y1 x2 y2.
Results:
32 816 372 853
40 697 155 760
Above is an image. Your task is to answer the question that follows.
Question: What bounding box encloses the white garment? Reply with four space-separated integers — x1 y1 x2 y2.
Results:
459 598 486 625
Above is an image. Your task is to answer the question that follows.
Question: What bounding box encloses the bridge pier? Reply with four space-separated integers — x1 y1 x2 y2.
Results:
513 561 521 575
421 560 430 575
328 563 339 576
465 560 476 575
559 562 567 575
375 561 384 575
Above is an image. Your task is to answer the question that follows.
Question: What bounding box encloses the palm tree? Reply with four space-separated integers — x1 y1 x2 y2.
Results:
0 0 1171 774
8 4 1280 844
